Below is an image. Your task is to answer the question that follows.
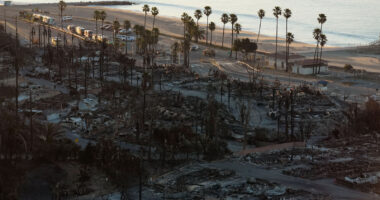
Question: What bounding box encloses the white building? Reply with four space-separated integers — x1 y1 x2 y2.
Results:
291 59 328 75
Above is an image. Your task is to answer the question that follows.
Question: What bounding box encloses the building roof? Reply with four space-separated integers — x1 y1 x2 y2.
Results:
295 59 328 67
264 51 305 60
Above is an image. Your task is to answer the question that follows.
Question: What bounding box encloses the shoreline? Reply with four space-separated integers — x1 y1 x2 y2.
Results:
7 3 380 72
14 3 333 50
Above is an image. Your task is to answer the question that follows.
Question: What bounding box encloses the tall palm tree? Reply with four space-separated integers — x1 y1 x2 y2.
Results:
124 20 131 54
254 9 265 67
229 14 238 57
113 19 120 44
194 10 202 43
151 7 159 30
221 13 229 48
234 23 242 40
181 12 190 39
203 6 212 45
286 32 294 73
318 33 327 74
273 6 282 69
318 14 327 32
257 9 265 43
58 0 67 29
194 9 202 27
209 22 216 46
143 4 150 30
171 41 180 64
312 28 321 74
93 10 100 39
283 8 292 72
99 10 107 38
315 14 327 72
234 23 241 59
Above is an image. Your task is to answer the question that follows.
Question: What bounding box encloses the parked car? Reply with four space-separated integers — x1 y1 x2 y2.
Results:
191 45 199 51
62 16 73 21
67 25 76 33
101 24 112 31
84 30 93 38
116 34 127 41
51 37 62 46
118 28 132 35
75 26 85 36
92 34 107 42
126 36 136 41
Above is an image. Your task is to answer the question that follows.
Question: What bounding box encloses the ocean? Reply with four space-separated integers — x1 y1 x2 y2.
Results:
9 0 380 47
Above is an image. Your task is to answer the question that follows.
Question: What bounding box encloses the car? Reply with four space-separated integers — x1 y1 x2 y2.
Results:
118 29 127 34
119 28 132 35
116 34 127 41
62 16 73 21
84 30 93 38
96 34 107 42
191 45 199 51
51 37 62 46
75 26 85 36
67 25 76 33
126 36 135 41
101 24 112 31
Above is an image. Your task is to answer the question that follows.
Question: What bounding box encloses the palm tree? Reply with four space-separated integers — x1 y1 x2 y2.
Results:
253 9 265 68
318 14 327 32
124 20 131 54
318 33 327 74
194 10 202 43
113 19 120 43
283 8 292 72
171 41 180 64
234 23 241 59
312 28 321 74
286 32 294 73
209 22 216 46
273 6 282 69
151 7 159 30
58 0 67 29
229 14 238 57
143 4 150 30
99 10 107 38
257 9 265 43
93 10 100 39
203 6 212 45
181 12 190 39
194 9 202 27
221 13 229 48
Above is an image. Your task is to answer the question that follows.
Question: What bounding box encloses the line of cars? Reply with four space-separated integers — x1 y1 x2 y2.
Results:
67 25 107 42
32 13 55 25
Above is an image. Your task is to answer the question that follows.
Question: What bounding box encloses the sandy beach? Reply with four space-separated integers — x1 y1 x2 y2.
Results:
5 3 380 72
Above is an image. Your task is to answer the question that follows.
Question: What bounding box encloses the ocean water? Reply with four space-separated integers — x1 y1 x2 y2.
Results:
9 0 380 47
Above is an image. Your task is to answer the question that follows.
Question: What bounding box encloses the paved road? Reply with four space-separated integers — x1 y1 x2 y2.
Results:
203 159 380 200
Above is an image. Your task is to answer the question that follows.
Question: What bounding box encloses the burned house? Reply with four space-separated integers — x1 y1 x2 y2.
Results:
291 59 329 75
265 51 305 69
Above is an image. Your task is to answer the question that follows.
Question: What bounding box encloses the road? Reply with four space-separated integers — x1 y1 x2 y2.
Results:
203 159 380 200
